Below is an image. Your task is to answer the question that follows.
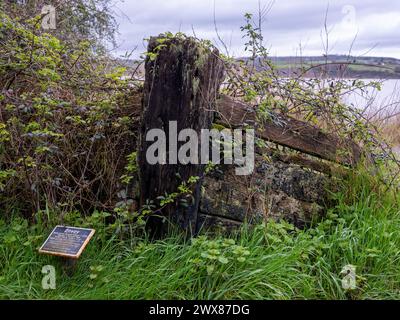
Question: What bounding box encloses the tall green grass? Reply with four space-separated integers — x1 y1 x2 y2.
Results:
1 166 400 299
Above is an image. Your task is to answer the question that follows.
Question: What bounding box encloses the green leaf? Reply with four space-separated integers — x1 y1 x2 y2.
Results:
4 234 17 244
96 265 104 272
206 265 215 276
12 224 23 232
218 256 229 264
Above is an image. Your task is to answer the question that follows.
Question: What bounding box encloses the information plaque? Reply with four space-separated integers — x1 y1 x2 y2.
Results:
39 226 95 259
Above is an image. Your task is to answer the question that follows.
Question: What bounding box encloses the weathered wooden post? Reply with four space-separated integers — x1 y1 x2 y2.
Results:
138 35 225 238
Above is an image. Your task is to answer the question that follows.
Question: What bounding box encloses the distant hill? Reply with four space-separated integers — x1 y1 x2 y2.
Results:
119 55 400 79
240 55 400 79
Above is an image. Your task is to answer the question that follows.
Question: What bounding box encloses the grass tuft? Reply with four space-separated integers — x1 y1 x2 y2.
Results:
1 165 400 300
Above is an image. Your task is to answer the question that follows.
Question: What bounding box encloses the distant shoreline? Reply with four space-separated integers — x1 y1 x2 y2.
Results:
276 69 400 80
240 55 400 80
120 54 400 80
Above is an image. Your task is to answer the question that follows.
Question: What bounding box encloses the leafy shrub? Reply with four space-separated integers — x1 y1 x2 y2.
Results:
0 11 141 219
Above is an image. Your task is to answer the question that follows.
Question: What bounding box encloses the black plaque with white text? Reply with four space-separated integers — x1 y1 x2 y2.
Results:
39 226 95 259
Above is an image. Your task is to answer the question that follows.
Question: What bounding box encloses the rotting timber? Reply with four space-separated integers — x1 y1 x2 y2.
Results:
137 35 361 236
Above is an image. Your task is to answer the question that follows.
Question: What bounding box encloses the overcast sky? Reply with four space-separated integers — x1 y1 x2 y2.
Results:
112 0 400 59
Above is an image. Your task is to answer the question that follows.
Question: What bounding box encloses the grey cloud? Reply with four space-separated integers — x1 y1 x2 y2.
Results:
112 0 400 59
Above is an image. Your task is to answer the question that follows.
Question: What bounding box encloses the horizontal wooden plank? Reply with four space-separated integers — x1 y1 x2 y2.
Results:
273 153 333 175
215 95 361 166
197 213 242 233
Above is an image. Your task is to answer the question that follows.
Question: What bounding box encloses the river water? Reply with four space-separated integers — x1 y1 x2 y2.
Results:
343 79 400 155
343 79 400 116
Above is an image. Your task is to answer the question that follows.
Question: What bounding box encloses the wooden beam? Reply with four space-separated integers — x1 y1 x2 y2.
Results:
216 94 362 166
273 153 333 175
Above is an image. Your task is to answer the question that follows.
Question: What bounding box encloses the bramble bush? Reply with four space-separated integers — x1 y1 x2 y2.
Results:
0 10 141 220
